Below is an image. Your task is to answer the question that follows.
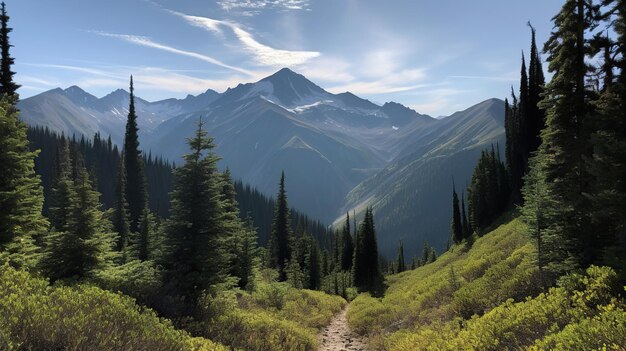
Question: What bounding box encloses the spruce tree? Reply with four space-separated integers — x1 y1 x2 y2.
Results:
305 238 321 290
123 76 147 234
0 98 46 269
269 171 293 281
0 2 19 97
461 193 471 238
41 161 117 281
161 119 228 303
588 0 626 278
527 22 546 154
113 152 131 254
396 240 406 273
527 0 596 274
451 183 463 243
340 212 354 271
48 137 74 233
352 208 383 294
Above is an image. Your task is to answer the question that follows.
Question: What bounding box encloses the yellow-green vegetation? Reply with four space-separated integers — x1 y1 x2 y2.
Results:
200 277 346 351
348 219 626 350
0 265 228 351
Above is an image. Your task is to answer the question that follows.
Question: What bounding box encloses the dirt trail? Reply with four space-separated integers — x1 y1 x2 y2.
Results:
319 306 367 351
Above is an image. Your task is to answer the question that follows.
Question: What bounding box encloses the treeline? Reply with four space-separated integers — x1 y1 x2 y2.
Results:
27 126 174 216
267 173 385 297
27 126 331 250
451 0 626 285
234 180 331 249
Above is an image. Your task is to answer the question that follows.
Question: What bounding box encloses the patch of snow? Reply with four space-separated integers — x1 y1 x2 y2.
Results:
289 100 334 113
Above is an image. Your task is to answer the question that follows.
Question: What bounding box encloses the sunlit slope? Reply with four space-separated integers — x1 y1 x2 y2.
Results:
348 218 626 350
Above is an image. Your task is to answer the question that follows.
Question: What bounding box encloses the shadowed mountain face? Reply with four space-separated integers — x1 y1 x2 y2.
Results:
19 68 504 255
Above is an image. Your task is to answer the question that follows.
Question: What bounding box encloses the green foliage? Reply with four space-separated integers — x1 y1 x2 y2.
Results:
348 219 538 345
467 146 508 233
196 279 345 351
0 98 47 270
0 265 227 351
160 120 229 305
352 207 384 295
40 162 118 282
349 218 626 351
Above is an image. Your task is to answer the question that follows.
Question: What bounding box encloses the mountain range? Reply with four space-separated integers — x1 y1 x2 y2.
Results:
18 68 505 257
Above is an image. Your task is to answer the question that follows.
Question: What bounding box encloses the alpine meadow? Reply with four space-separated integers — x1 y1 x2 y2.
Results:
2 0 626 350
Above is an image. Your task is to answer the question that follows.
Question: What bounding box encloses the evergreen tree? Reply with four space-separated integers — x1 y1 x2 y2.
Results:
451 183 463 243
420 241 431 266
123 76 147 234
113 152 131 254
527 22 547 154
48 137 74 233
269 171 293 281
161 120 228 303
340 212 354 271
41 161 117 281
396 240 406 273
135 208 152 261
0 2 19 97
305 237 321 290
352 208 383 294
0 98 46 269
526 0 597 275
461 192 471 238
237 218 259 290
587 0 626 278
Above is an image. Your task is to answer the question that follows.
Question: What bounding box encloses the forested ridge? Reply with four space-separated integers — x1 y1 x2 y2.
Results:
349 0 626 349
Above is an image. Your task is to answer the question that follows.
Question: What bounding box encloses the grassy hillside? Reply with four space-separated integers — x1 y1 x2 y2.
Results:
0 265 345 351
347 218 626 350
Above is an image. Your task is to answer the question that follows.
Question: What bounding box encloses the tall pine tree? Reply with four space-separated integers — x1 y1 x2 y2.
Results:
269 171 293 281
340 212 354 271
451 183 463 243
161 119 228 304
0 3 46 267
352 207 383 294
0 2 19 97
123 76 147 234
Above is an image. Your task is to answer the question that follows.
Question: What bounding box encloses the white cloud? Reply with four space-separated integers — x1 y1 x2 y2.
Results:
218 0 310 12
20 63 266 98
327 68 427 95
169 11 320 67
299 56 354 83
95 32 255 76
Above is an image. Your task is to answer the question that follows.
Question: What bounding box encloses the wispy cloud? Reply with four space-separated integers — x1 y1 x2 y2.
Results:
169 11 320 67
448 73 517 82
21 63 261 97
327 68 427 95
218 0 310 12
95 32 255 76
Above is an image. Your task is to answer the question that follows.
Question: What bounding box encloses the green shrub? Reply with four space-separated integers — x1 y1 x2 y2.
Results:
0 265 226 351
348 218 626 351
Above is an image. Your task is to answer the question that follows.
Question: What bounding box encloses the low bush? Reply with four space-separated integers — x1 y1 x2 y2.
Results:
0 265 227 351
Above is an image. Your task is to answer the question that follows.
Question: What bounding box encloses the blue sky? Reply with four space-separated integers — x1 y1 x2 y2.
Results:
8 0 561 116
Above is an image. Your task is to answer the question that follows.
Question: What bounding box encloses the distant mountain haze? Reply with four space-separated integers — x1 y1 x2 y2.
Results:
18 68 504 257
